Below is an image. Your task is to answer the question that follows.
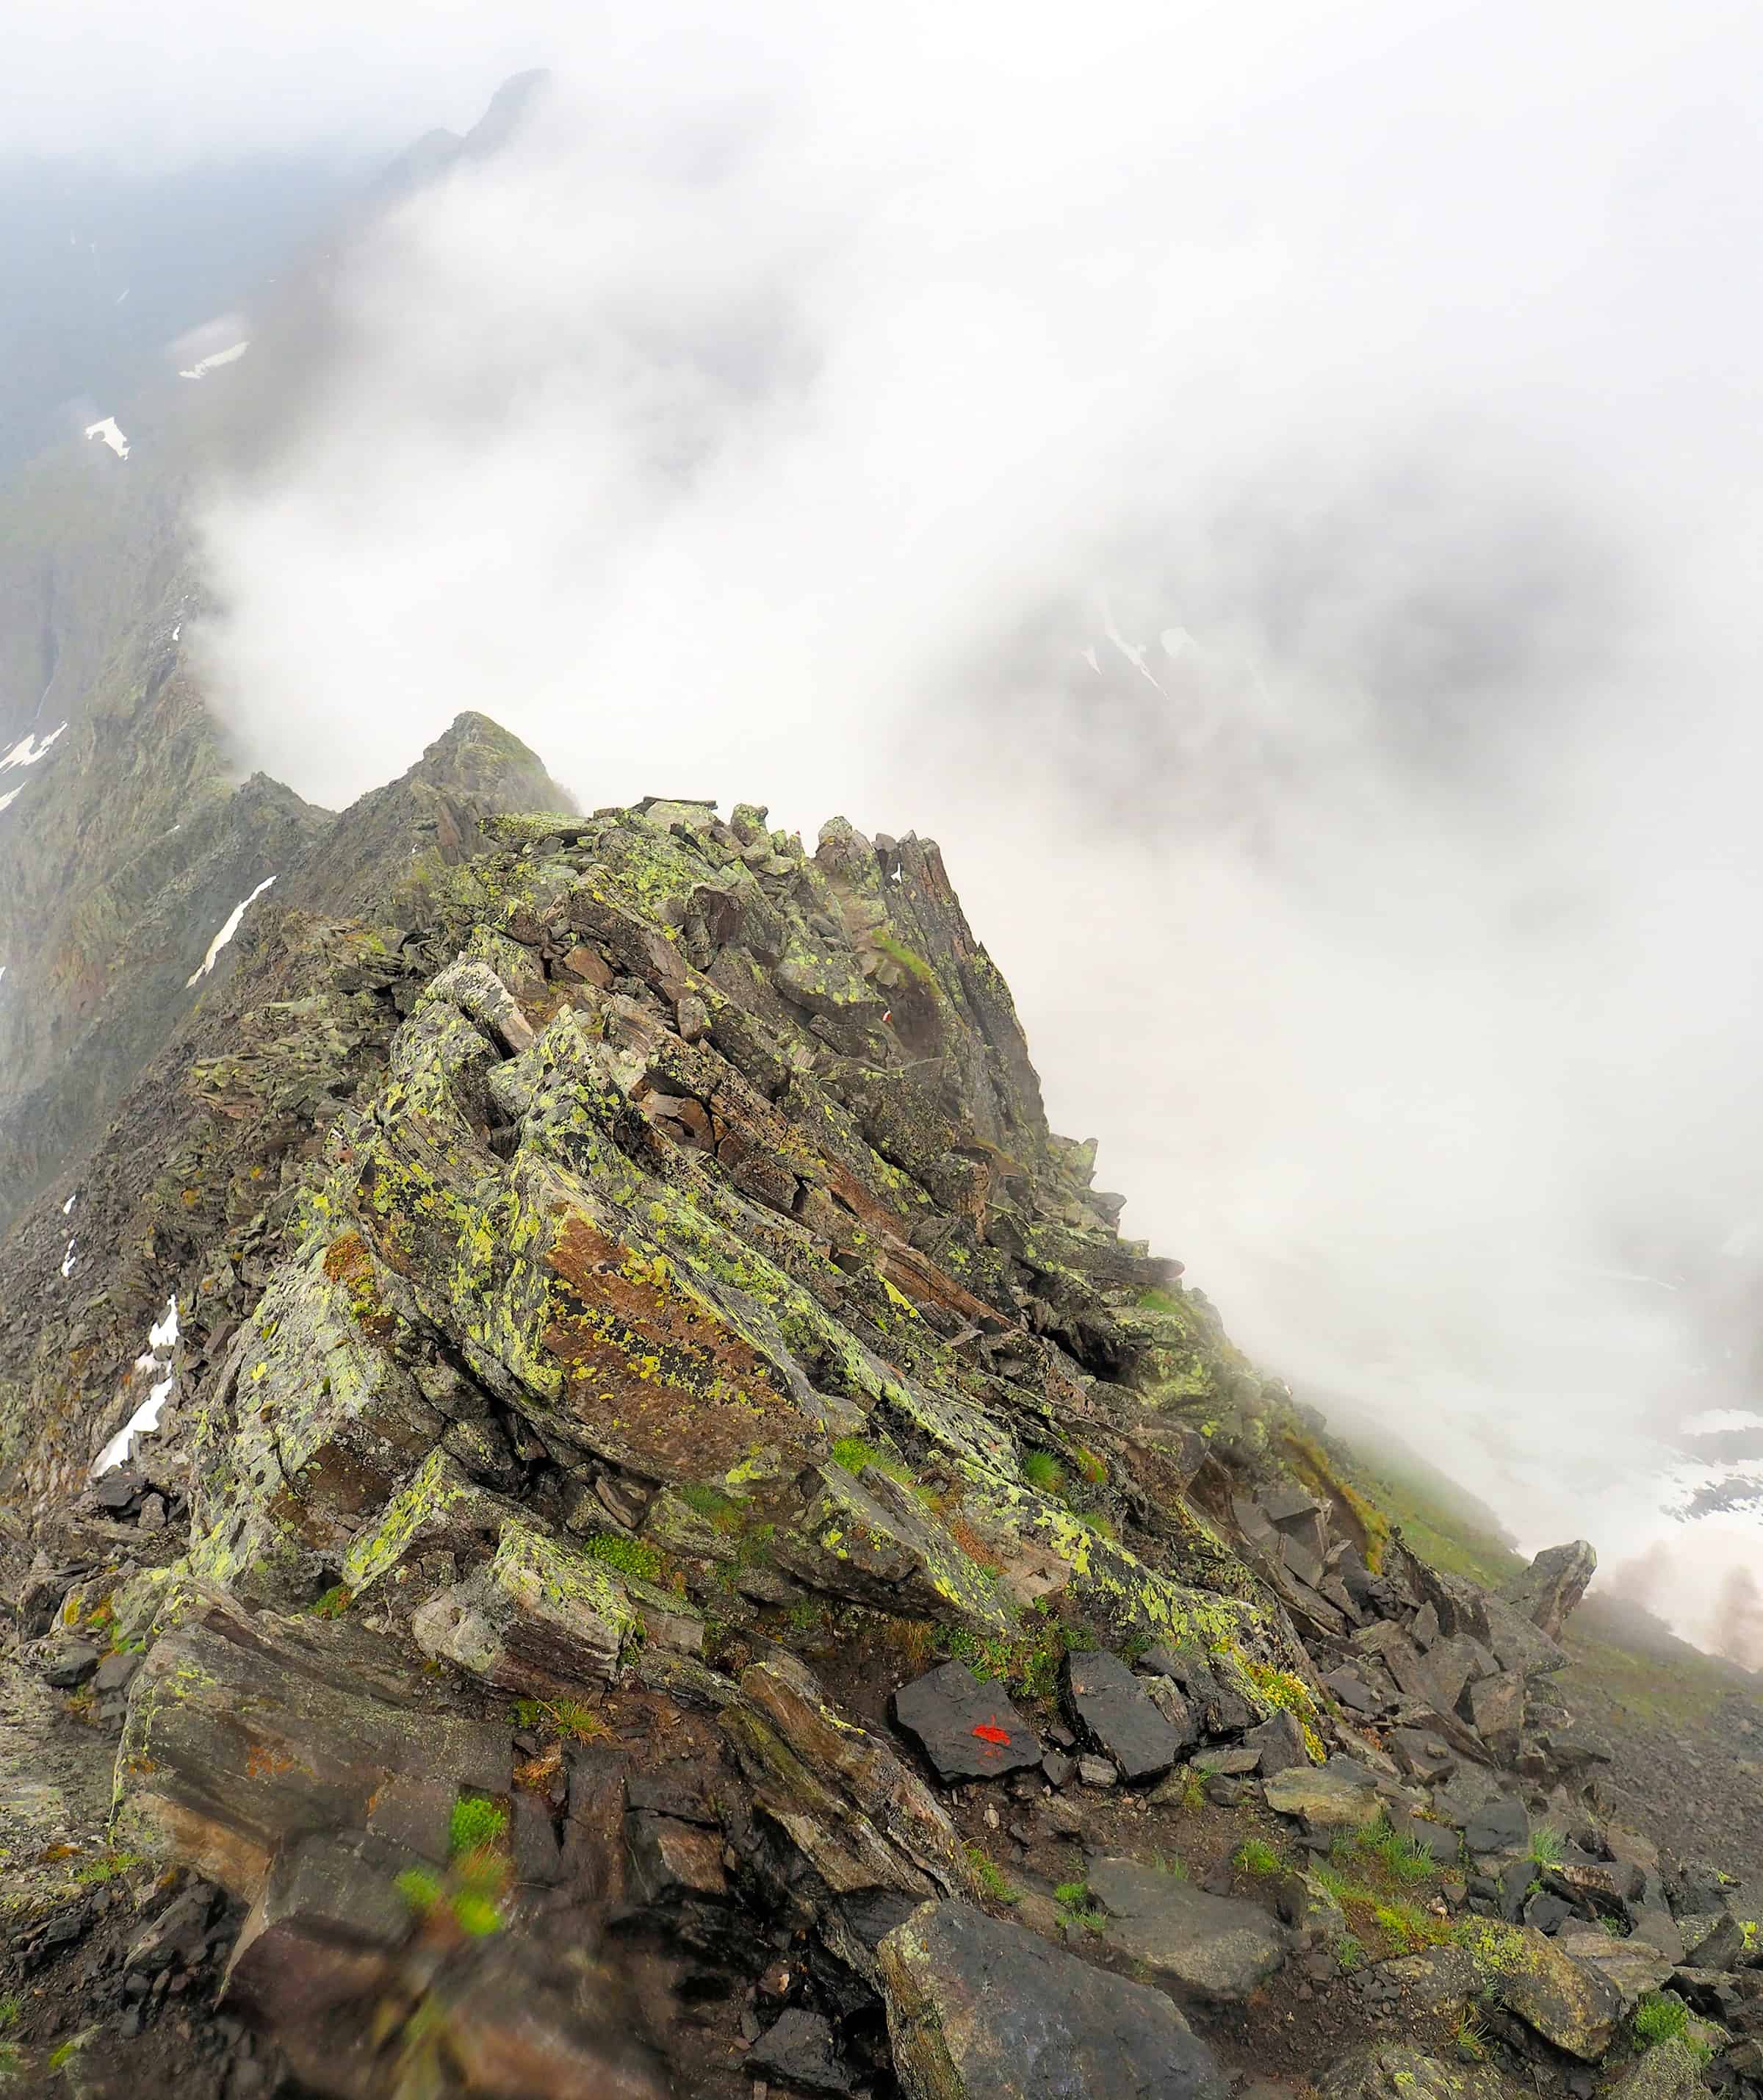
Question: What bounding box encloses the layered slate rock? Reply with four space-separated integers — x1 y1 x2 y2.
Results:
1552 1926 1675 2007
1061 1650 1182 1783
116 1589 509 1897
1321 2043 1524 2100
891 1661 1042 1783
1489 1927 1623 2060
877 1900 1229 2100
411 1517 639 1694
1263 1758 1385 1835
1086 1856 1288 2001
1505 1541 1596 1642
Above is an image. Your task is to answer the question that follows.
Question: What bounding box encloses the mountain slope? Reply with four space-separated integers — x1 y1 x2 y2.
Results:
0 79 552 1235
3 759 1756 2100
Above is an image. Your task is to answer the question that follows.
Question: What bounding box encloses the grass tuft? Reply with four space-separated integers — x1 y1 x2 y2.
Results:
395 1868 442 1915
1634 1993 1690 2049
580 1531 666 1585
512 1695 610 1743
450 1891 502 1937
1053 1878 1107 1931
964 1845 1020 1906
1233 1838 1281 1877
1021 1450 1065 1495
448 1797 508 1859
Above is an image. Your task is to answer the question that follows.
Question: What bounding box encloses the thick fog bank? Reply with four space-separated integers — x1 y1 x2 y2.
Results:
188 0 1763 1657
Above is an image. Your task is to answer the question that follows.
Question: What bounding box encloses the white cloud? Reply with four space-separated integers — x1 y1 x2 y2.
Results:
187 0 1763 1637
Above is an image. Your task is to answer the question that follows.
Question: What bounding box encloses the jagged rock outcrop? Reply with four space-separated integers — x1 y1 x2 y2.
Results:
2 752 1759 2100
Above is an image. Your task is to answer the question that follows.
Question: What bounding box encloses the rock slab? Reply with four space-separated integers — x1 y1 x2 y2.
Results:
1061 1650 1181 1783
1086 1856 1288 2001
891 1662 1043 1784
878 1899 1228 2100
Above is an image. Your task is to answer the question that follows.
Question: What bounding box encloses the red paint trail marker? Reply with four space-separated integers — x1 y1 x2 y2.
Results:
972 1718 1012 1745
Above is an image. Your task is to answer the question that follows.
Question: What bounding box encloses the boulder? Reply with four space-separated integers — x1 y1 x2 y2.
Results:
1682 1912 1748 1971
1086 1856 1288 2001
224 1832 414 2018
1408 1560 1568 1682
1140 1647 1256 1735
1615 2038 1706 2100
116 1589 509 1898
1463 1670 1524 1745
746 2008 855 2095
1421 1635 1483 1716
1505 1542 1596 1642
1263 1758 1385 1836
1462 1794 1529 1858
877 1899 1229 2100
891 1662 1043 1783
38 1639 101 1689
1492 1926 1623 2060
1320 2043 1523 2100
1553 1926 1675 2007
1061 1650 1181 1783
411 1517 638 1694
1245 1708 1311 1777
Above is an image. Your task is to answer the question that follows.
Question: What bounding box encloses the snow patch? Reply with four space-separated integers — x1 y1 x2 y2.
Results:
1683 1407 1763 1439
0 788 21 815
60 1239 76 1279
93 1296 179 1475
0 723 67 772
84 417 130 459
187 875 276 985
179 340 249 380
62 1193 77 1215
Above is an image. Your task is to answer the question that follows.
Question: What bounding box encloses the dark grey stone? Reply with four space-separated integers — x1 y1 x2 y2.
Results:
1061 1650 1180 1783
93 1650 142 1695
745 2008 854 2094
878 1899 1230 2100
891 1661 1043 1784
1464 1794 1529 1857
1322 1669 1383 1716
40 1640 101 1689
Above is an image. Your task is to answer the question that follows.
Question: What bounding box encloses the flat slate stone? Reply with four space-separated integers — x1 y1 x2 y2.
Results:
1062 1650 1180 1783
1463 1794 1529 1857
878 1899 1230 2100
1553 1926 1674 2007
1494 1927 1623 2060
891 1662 1042 1783
1263 1758 1383 1835
746 2008 854 2095
1323 1669 1382 1716
1245 1710 1311 1776
1087 1856 1288 2001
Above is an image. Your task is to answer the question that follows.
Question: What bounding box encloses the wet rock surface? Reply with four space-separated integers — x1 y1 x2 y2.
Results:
1086 1855 1288 1999
890 1661 1043 1783
0 742 1758 2100
877 1899 1231 2100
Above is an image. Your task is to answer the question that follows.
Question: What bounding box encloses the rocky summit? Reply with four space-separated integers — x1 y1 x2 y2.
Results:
1 736 1762 2100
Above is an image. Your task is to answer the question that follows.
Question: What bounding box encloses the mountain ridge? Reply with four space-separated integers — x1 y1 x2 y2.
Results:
1 735 1759 2098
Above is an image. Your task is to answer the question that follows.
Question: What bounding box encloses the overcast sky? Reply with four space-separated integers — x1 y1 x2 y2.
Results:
4 1 548 161
15 0 1763 1649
